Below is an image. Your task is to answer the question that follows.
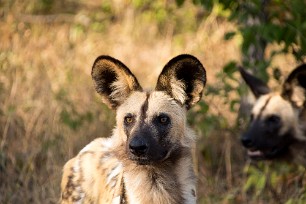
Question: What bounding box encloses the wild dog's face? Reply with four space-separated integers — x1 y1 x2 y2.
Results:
239 65 306 160
115 91 187 165
242 94 297 159
91 55 206 165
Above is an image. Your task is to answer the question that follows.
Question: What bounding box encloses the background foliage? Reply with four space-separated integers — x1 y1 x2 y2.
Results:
0 0 305 203
190 0 306 203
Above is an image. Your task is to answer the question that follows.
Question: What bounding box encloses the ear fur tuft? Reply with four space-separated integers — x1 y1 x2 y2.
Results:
282 64 306 108
155 54 206 109
91 56 142 109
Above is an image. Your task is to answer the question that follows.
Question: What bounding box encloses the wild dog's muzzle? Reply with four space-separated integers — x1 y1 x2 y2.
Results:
241 120 291 160
127 132 169 165
129 136 148 156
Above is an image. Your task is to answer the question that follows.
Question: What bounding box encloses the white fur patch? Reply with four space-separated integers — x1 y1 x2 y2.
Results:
106 164 122 185
112 196 121 204
170 79 186 104
291 86 305 108
110 78 128 103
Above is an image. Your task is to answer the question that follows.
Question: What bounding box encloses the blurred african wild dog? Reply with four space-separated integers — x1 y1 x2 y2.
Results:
239 65 306 166
60 54 206 203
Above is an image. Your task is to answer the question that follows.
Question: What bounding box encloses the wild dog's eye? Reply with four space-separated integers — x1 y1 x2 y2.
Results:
124 115 134 124
160 117 168 123
158 114 170 125
266 114 281 124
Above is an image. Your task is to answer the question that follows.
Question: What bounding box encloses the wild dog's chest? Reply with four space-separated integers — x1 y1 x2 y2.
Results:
122 159 197 204
63 139 196 204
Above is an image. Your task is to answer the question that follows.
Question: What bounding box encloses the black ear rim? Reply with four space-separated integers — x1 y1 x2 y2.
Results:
281 64 306 102
157 54 207 86
239 67 271 98
155 54 207 109
91 55 142 88
91 55 142 109
283 64 306 88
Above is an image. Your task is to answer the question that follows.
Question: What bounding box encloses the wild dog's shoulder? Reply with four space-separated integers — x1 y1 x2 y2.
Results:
61 138 124 204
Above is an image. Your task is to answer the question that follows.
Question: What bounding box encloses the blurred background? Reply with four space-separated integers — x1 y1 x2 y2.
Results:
0 0 305 203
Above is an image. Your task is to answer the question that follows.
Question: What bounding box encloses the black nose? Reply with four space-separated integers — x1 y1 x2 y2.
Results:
129 137 148 156
241 136 254 148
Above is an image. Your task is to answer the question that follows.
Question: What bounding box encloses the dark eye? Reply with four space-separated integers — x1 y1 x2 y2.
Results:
124 115 134 124
158 115 170 125
266 114 281 124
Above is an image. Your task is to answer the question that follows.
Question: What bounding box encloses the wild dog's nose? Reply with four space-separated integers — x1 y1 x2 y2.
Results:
241 136 254 148
129 137 148 156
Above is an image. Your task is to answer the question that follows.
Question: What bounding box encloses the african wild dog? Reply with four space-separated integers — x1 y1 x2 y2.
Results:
60 54 207 203
239 65 306 166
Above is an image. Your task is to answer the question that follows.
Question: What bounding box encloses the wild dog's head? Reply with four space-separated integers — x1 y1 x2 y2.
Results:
91 55 206 165
239 65 306 160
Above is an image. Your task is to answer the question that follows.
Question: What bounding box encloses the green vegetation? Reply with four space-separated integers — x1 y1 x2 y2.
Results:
188 0 306 203
0 0 305 203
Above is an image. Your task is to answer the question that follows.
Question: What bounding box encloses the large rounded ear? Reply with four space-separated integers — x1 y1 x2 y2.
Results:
282 64 306 108
239 67 271 98
91 56 142 109
155 54 206 109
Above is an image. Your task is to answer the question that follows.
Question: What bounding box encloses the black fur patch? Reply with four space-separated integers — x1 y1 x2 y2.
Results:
62 168 78 201
264 129 295 159
153 113 172 142
156 54 206 109
92 68 118 105
239 67 271 98
140 92 150 123
256 96 272 120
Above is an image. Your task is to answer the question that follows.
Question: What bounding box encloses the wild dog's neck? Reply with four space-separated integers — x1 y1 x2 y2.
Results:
123 164 182 204
121 148 196 204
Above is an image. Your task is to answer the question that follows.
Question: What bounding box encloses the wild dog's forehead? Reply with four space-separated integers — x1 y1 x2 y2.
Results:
147 91 185 117
117 91 184 118
117 92 148 114
252 94 294 117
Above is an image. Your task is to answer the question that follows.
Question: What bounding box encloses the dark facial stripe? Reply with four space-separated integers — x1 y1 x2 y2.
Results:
140 92 150 122
257 96 272 120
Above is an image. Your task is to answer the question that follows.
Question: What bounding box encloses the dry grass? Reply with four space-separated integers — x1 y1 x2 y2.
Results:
0 0 305 203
